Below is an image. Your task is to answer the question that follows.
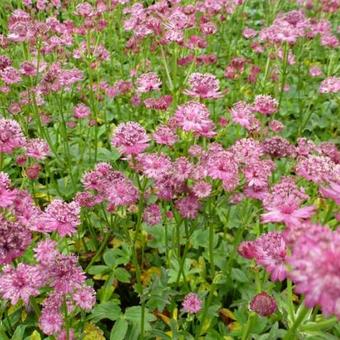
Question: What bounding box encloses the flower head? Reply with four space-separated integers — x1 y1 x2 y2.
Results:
182 293 202 314
184 73 222 99
112 122 149 156
250 292 277 316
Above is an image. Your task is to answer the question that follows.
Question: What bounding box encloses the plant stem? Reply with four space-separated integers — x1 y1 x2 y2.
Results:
283 305 309 340
241 312 255 340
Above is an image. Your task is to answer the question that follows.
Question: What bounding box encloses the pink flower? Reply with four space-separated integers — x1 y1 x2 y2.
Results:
0 66 21 84
309 66 323 77
173 102 215 137
106 177 139 209
253 95 278 116
74 104 91 119
0 172 16 208
144 95 172 110
0 118 26 153
143 204 162 226
250 292 277 316
230 101 260 131
153 125 177 146
137 153 172 180
73 286 96 311
192 181 212 198
25 138 50 159
320 77 340 93
34 239 59 266
176 195 200 219
243 27 257 39
289 226 340 318
184 73 222 99
0 264 44 304
37 199 80 236
136 72 161 93
320 181 340 205
39 310 63 336
0 216 31 265
240 232 287 281
111 122 149 156
261 198 315 227
182 293 202 314
262 137 295 158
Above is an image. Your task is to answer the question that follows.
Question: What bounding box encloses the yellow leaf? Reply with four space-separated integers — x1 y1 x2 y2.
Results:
21 309 27 322
83 323 105 340
155 311 171 325
141 266 161 285
30 330 41 340
173 308 178 320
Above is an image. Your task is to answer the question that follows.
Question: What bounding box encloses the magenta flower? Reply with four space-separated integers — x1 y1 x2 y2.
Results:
239 232 287 282
320 181 340 205
182 293 202 314
38 199 80 236
176 195 200 219
253 95 278 116
0 216 31 265
25 138 50 160
143 204 162 226
250 292 277 316
39 310 64 336
153 125 177 146
261 198 315 227
289 226 340 318
0 172 16 208
137 153 172 180
136 72 161 93
0 118 26 154
0 264 44 304
192 181 212 198
173 102 215 137
319 77 340 94
111 122 149 156
184 73 222 99
73 286 96 311
74 103 91 119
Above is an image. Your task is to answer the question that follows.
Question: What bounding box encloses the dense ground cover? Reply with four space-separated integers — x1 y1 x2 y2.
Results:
0 0 339 339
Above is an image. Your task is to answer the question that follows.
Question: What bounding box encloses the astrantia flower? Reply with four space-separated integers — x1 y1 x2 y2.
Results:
0 66 21 84
0 118 26 153
153 125 177 146
230 101 260 131
320 77 340 93
34 239 59 266
173 101 215 137
73 286 96 311
25 138 50 160
192 181 212 198
182 293 202 314
0 216 31 264
111 122 149 156
253 95 278 116
106 177 139 209
320 181 340 205
137 153 172 180
262 137 295 158
176 195 200 219
143 204 162 226
0 172 16 208
39 310 63 336
240 232 287 281
74 103 91 119
38 199 80 236
261 197 315 227
250 292 277 316
136 72 161 93
144 95 172 110
289 226 340 318
184 73 222 99
0 264 44 304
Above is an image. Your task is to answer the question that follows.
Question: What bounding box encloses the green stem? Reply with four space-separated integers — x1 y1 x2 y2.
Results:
241 312 255 340
278 41 289 111
283 305 310 340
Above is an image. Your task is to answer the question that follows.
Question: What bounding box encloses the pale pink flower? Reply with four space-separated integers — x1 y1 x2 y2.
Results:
136 72 161 93
26 138 50 160
320 77 340 93
320 181 340 205
182 293 202 314
0 118 26 153
0 264 44 304
74 104 91 119
184 73 222 99
253 95 278 116
111 122 149 155
73 286 96 311
153 125 177 146
143 204 162 226
176 195 200 219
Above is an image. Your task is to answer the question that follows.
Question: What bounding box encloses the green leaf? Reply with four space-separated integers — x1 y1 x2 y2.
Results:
103 247 131 267
114 267 131 283
88 265 109 275
11 325 26 340
125 306 156 330
231 268 249 283
110 318 128 340
90 302 121 323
